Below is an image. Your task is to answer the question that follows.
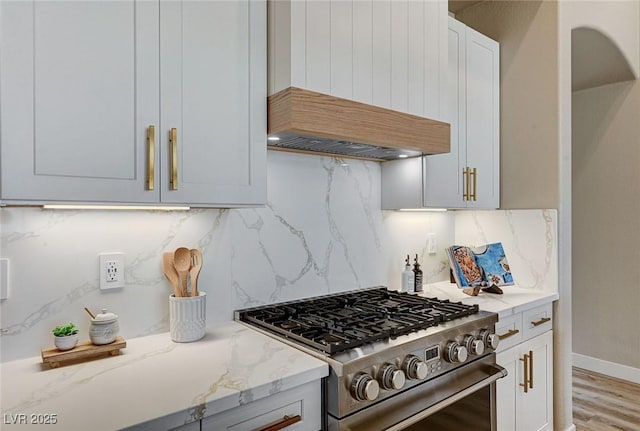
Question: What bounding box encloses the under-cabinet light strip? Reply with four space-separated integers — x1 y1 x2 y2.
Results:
397 208 448 212
42 205 190 211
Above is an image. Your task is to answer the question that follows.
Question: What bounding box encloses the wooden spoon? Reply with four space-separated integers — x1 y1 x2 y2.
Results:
162 252 181 297
189 249 203 297
173 247 192 297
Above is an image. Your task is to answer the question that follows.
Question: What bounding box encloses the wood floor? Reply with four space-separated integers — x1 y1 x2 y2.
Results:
573 367 640 430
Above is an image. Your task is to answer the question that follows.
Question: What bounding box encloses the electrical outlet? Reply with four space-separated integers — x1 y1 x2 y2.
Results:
99 253 125 290
105 260 119 281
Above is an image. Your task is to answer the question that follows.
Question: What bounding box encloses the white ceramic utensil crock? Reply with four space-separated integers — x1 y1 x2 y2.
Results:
169 292 206 342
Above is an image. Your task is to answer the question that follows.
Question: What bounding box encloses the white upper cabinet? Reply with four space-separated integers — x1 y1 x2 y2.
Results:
1 1 159 204
268 0 448 121
0 0 266 207
424 17 499 209
159 1 266 206
382 17 499 209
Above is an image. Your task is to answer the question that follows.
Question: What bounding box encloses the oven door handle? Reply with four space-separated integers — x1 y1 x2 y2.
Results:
384 364 508 431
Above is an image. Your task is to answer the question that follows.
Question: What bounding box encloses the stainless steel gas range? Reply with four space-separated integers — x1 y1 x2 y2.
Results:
236 287 507 431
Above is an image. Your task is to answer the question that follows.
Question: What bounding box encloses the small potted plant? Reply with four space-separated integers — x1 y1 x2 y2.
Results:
52 323 79 351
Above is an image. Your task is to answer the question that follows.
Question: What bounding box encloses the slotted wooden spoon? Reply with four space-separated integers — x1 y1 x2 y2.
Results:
189 249 203 297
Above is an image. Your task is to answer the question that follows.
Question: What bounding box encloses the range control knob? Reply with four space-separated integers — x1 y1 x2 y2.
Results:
378 363 406 390
445 341 468 363
402 355 428 380
464 335 485 356
350 373 380 401
480 329 500 350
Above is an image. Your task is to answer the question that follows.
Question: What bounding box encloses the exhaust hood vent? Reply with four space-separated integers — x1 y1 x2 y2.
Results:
267 87 450 162
268 134 423 161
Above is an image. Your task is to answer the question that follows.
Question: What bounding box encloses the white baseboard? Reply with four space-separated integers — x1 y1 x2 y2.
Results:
573 353 640 384
564 425 576 431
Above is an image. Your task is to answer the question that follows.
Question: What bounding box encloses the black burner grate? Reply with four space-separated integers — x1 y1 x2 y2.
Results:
237 287 479 354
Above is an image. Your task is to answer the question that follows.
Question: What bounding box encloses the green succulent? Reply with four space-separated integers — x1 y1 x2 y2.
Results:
52 323 78 337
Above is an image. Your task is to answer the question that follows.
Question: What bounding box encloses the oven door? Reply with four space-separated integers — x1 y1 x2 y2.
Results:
327 354 507 431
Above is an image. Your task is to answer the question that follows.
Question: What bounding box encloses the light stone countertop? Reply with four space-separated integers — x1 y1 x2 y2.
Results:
419 281 559 319
0 321 328 431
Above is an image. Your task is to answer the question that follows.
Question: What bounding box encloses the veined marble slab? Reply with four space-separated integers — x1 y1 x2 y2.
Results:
0 151 455 363
0 322 328 431
454 209 558 292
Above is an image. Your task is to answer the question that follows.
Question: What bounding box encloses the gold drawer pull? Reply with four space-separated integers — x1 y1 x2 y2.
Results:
519 352 530 393
498 328 520 340
147 125 155 190
531 317 551 327
529 349 534 389
169 127 178 190
259 415 302 431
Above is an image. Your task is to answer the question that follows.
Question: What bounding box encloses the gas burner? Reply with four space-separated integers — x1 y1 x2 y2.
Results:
237 287 479 354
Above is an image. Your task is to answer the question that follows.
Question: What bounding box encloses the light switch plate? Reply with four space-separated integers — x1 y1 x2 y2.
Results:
0 258 9 299
427 233 437 254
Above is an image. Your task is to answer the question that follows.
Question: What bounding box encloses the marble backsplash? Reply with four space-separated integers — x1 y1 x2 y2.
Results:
0 151 556 362
455 209 558 292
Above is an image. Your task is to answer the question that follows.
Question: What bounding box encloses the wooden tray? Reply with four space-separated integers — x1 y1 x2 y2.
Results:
41 336 126 368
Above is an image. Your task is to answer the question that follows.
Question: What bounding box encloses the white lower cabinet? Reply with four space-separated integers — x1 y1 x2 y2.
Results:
496 314 553 431
202 380 322 431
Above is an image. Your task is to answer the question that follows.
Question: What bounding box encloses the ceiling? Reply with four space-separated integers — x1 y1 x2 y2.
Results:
572 27 636 91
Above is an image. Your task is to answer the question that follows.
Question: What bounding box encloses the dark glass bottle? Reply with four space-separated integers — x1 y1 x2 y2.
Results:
413 254 423 292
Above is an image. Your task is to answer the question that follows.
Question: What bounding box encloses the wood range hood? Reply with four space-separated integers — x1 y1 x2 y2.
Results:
267 87 451 162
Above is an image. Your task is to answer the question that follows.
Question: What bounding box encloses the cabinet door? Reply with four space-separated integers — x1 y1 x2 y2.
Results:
423 18 467 208
159 0 266 206
465 25 499 209
496 330 553 431
516 330 553 431
0 0 159 204
496 342 519 431
423 18 499 209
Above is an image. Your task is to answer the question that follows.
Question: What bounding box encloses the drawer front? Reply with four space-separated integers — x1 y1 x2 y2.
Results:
202 381 321 431
495 313 523 353
522 303 553 340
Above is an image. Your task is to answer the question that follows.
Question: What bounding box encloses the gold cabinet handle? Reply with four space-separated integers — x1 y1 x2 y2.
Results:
463 167 470 200
531 317 551 327
169 128 178 190
519 352 530 393
470 167 477 201
147 126 155 190
258 415 302 431
529 349 534 389
498 328 520 340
